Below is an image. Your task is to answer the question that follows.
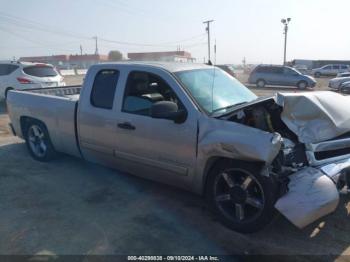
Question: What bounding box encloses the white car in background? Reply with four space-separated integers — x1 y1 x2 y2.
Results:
312 64 350 78
328 75 350 90
0 61 65 100
336 72 350 78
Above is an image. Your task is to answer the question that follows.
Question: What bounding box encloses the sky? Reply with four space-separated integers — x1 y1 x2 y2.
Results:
0 0 349 64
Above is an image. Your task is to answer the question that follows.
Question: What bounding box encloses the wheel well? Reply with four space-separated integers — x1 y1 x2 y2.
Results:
256 79 265 83
4 87 14 98
20 116 44 137
202 157 265 195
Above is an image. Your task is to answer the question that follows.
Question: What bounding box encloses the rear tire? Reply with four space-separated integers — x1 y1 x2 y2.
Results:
256 79 266 88
24 119 57 162
206 160 279 233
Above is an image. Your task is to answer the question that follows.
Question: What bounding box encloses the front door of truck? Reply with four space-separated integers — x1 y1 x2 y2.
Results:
113 67 198 186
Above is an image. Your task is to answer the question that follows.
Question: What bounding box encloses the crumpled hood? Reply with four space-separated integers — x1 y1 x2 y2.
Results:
276 91 350 143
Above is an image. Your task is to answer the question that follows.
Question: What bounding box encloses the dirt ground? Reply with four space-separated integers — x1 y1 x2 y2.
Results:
0 74 349 260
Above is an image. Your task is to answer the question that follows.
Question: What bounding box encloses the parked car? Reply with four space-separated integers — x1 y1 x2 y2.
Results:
328 75 350 90
312 64 350 78
339 81 350 93
215 64 236 77
336 72 350 78
292 65 309 75
248 64 316 89
7 62 350 233
0 61 65 100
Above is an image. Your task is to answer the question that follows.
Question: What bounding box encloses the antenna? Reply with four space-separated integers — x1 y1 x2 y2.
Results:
214 39 217 65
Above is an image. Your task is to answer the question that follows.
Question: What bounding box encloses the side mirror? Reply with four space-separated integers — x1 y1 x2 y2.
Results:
150 101 187 124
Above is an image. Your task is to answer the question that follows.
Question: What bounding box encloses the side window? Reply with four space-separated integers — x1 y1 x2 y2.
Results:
283 68 293 74
333 65 340 70
7 65 19 74
324 65 332 70
256 67 271 73
272 67 283 74
341 65 348 69
90 69 119 109
0 65 10 76
122 71 181 116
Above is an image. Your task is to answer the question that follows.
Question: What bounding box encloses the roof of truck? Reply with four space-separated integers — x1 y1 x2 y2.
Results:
95 61 212 73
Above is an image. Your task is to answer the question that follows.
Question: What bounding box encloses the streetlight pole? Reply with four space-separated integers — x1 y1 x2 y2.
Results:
281 18 291 65
203 20 214 65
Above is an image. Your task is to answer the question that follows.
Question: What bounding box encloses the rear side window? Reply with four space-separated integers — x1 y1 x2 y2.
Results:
333 65 340 70
91 70 119 109
341 65 348 69
0 64 19 76
271 67 283 74
23 65 58 77
255 66 271 73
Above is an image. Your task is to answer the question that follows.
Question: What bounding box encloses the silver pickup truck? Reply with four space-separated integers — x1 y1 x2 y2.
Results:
6 62 350 233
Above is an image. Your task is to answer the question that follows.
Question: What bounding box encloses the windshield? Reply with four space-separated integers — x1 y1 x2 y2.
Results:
175 68 257 115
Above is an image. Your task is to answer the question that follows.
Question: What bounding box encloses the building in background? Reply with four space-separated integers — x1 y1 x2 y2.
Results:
19 50 196 70
69 54 108 69
19 54 109 69
127 51 195 62
19 55 70 68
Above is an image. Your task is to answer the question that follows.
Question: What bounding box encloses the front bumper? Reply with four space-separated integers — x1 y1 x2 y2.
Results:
275 157 350 228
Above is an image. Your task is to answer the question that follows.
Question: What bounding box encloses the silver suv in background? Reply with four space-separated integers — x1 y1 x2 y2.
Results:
0 61 65 100
248 65 316 89
312 64 350 78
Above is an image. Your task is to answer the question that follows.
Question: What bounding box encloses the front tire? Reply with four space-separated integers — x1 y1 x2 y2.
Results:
297 81 308 90
25 120 57 162
256 79 266 88
206 160 279 233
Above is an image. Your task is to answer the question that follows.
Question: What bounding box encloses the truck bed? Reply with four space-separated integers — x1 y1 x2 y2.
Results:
6 85 82 158
22 85 81 101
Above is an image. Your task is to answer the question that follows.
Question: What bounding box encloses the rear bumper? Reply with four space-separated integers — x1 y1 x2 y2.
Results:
275 157 350 228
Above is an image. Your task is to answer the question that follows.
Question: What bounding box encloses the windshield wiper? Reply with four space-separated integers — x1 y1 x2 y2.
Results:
210 101 248 115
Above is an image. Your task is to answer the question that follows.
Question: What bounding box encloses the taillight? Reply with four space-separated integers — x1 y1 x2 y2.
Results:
17 77 33 84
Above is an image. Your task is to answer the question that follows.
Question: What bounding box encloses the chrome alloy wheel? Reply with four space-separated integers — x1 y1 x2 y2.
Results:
28 125 47 158
214 168 265 223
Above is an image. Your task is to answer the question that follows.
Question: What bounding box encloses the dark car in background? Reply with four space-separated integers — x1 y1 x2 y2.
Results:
248 64 316 89
215 64 236 77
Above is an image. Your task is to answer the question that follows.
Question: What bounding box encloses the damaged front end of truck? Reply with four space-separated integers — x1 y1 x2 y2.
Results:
199 91 350 229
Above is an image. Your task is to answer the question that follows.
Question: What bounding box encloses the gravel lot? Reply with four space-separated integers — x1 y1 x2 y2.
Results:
0 74 349 259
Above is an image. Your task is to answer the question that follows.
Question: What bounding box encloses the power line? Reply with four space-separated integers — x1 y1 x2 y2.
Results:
0 12 206 50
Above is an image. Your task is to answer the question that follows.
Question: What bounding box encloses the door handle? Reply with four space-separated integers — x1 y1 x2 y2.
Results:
117 122 136 130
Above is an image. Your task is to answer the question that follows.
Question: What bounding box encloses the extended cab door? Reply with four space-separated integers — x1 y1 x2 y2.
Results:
112 66 198 188
77 65 123 166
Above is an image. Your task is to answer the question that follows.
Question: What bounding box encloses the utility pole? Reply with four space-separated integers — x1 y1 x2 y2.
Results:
203 20 214 64
80 45 83 56
281 18 291 65
93 36 99 55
